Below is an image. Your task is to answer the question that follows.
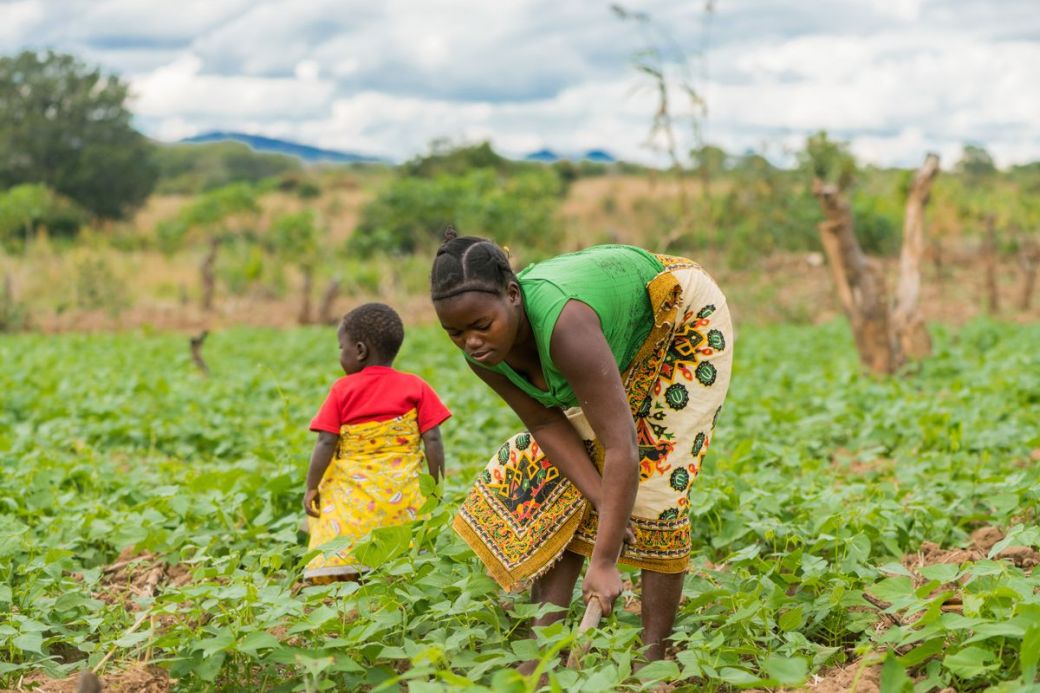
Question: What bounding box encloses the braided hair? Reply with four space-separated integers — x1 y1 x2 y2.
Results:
430 227 516 301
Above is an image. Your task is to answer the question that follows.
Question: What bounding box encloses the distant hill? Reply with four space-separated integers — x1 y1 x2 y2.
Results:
523 149 618 164
179 131 386 164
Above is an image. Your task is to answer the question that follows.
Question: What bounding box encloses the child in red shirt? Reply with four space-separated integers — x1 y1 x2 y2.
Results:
303 303 450 581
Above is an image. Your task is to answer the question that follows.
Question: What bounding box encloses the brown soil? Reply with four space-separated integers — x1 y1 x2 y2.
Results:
797 659 882 693
95 548 192 610
902 527 1040 576
830 448 895 477
3 664 169 693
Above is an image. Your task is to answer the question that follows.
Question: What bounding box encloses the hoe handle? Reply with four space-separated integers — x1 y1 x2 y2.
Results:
578 599 604 632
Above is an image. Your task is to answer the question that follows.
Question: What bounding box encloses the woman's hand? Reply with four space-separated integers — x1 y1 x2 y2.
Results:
303 488 321 518
582 560 624 616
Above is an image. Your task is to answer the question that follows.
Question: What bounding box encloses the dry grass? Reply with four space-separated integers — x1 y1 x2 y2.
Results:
3 174 1038 333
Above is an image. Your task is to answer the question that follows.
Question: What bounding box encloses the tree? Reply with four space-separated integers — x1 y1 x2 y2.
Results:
0 50 157 219
178 184 260 311
270 210 323 324
956 144 996 180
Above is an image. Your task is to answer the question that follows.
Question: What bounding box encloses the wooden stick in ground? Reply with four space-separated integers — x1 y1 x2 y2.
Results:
1017 235 1039 310
983 214 1000 313
190 330 210 375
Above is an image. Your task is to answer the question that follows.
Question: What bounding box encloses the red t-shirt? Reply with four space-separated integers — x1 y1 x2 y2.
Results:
309 366 451 435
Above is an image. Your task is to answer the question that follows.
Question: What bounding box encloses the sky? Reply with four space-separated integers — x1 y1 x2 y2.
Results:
3 0 1039 168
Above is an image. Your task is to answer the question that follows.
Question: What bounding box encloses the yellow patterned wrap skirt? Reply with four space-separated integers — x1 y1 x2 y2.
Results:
305 409 427 579
452 256 733 591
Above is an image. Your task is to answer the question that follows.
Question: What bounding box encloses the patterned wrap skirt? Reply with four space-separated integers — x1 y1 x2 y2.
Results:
452 255 733 591
305 410 427 579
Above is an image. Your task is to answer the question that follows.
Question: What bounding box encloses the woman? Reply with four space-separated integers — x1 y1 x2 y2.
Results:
431 231 733 661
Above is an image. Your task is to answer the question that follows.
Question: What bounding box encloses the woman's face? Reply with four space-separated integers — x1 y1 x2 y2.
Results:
434 284 523 366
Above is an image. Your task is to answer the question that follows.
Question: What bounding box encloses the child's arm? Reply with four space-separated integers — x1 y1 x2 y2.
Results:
421 426 445 481
303 431 339 517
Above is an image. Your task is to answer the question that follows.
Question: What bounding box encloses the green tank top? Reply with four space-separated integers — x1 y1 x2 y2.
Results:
473 245 664 408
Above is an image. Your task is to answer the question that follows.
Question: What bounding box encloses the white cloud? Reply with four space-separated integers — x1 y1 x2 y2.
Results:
3 0 1038 167
0 1 46 49
132 53 336 119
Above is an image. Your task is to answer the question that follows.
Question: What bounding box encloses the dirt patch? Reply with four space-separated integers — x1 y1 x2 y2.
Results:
95 548 192 610
902 528 1040 576
830 448 894 477
4 664 169 693
798 660 881 693
745 659 882 693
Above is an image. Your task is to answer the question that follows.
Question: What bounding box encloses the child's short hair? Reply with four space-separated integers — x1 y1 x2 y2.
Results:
340 303 405 361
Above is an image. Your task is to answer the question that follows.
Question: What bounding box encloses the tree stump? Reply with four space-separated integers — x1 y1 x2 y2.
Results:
892 153 940 359
813 179 901 375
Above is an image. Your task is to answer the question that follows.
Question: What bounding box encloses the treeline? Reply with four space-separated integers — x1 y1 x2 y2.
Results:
2 49 1039 266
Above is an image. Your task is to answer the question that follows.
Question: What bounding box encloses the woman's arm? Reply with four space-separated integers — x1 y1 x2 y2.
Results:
550 300 640 615
467 363 606 509
421 425 445 481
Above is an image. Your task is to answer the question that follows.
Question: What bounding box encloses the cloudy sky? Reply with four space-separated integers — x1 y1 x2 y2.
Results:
3 0 1038 167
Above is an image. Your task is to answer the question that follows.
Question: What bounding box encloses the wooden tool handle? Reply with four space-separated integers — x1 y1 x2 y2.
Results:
578 598 604 632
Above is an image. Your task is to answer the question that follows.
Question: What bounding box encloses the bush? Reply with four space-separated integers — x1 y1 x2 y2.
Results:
348 168 563 257
0 277 28 331
74 256 129 314
852 194 902 256
401 141 511 178
0 184 87 246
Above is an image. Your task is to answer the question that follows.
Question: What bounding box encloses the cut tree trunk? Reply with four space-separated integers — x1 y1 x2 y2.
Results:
1018 235 1039 310
200 237 219 312
983 215 1000 313
189 331 209 375
297 266 313 325
318 279 341 325
813 179 902 375
892 153 940 360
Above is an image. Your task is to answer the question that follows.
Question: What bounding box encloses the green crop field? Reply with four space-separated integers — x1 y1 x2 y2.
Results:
2 321 1039 691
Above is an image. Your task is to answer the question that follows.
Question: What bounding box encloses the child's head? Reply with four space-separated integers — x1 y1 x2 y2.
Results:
338 303 404 374
430 228 524 366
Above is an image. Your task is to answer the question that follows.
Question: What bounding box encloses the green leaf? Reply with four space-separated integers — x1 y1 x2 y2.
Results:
13 632 43 654
763 655 808 686
718 667 764 686
880 654 912 692
1022 624 1040 681
918 563 960 583
196 629 235 657
636 659 680 683
237 630 281 653
867 577 914 603
943 646 997 679
490 668 525 693
897 637 944 667
194 651 226 682
778 605 805 632
354 523 413 567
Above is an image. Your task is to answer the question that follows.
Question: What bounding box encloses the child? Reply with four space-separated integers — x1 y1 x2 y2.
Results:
303 302 450 581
